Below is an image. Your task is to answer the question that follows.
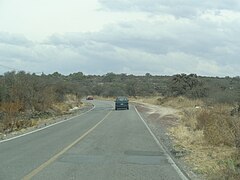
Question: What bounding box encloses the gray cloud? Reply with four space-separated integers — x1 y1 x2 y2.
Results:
99 0 240 18
1 28 240 77
1 0 240 76
0 32 32 46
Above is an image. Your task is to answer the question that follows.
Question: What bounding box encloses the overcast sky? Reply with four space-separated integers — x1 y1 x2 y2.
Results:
0 0 240 76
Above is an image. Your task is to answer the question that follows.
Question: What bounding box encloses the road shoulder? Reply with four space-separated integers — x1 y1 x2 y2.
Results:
134 102 202 180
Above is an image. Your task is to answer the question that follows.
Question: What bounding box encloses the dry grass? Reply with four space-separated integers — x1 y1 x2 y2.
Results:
52 94 83 114
134 96 240 179
167 100 240 179
94 96 115 101
0 94 83 134
0 101 23 132
129 96 162 105
197 106 238 147
169 125 237 176
161 96 204 109
130 96 204 109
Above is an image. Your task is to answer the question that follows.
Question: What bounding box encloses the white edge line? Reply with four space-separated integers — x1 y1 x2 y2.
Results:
134 106 189 180
23 110 111 180
0 105 95 144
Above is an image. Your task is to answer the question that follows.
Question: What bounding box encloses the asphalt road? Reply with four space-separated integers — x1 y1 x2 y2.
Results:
0 100 187 180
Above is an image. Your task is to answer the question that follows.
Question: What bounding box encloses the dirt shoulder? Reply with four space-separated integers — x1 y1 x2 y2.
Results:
134 102 202 180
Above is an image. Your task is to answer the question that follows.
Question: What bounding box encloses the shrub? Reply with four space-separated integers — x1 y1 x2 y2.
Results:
0 101 23 132
169 74 208 98
197 106 239 147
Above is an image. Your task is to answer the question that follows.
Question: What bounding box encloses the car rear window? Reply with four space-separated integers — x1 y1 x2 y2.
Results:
117 97 128 101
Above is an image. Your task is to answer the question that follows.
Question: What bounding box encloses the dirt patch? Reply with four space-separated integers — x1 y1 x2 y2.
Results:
135 102 180 129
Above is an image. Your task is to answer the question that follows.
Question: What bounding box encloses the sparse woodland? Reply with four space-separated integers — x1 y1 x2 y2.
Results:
1 71 240 179
1 71 240 133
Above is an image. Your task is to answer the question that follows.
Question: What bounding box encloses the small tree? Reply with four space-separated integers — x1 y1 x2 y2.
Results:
169 74 207 98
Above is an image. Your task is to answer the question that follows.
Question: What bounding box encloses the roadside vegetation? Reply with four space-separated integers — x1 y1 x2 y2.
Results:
0 71 83 135
137 96 240 179
1 71 240 179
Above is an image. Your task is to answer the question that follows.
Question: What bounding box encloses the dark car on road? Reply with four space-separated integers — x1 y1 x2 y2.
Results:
115 97 129 110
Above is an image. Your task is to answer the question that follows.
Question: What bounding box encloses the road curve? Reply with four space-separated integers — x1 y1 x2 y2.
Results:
0 100 186 180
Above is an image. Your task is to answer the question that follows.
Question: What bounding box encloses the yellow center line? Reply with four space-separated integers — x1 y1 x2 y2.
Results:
23 111 112 180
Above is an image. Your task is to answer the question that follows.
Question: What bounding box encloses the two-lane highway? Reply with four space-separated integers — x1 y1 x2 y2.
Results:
0 100 187 180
